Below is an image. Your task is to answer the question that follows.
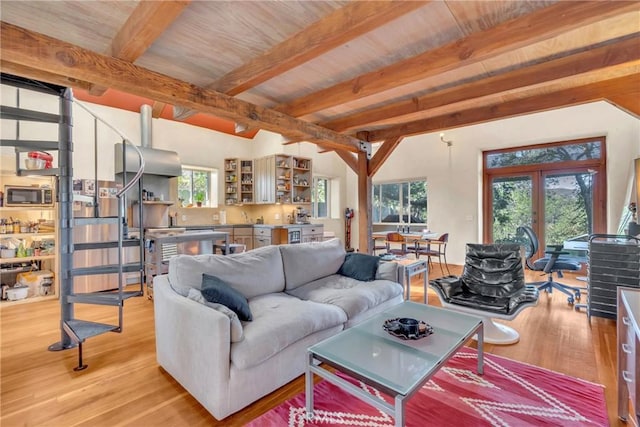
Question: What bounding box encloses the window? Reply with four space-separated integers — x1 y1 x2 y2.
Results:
372 180 427 224
178 166 218 207
312 176 330 218
484 137 606 256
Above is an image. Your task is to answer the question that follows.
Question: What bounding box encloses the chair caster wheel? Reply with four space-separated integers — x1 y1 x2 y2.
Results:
567 297 574 305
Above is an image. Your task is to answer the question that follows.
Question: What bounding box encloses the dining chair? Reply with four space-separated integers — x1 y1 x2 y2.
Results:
415 233 450 274
372 236 387 255
385 232 412 257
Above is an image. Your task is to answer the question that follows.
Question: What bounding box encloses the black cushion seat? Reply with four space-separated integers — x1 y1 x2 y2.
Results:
430 243 539 316
431 275 539 315
532 258 581 271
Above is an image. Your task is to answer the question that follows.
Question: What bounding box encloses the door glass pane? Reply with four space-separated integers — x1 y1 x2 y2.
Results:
544 172 594 246
492 176 533 243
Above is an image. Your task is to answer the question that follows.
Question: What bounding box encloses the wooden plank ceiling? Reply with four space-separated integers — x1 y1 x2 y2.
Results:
1 0 638 154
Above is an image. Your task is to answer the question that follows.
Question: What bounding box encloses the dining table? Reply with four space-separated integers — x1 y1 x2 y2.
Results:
372 231 442 245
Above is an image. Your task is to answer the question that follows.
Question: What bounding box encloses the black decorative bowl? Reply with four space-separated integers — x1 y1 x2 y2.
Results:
383 317 434 340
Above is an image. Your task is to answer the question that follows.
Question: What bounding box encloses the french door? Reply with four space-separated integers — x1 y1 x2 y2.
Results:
483 137 607 258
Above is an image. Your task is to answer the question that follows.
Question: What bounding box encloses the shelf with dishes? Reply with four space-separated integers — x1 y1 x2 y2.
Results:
0 254 55 264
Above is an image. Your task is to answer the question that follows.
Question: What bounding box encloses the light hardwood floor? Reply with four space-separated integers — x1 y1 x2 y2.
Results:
1 265 623 426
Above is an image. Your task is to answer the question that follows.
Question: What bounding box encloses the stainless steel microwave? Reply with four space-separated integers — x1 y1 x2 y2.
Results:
4 185 54 207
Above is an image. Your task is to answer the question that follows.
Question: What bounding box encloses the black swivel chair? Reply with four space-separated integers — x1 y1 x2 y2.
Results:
517 225 583 304
429 243 539 344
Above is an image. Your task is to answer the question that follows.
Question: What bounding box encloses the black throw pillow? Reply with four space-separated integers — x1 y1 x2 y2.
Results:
200 274 253 321
338 253 379 282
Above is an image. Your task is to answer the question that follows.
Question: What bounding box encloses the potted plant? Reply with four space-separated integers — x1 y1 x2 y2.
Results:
194 192 205 207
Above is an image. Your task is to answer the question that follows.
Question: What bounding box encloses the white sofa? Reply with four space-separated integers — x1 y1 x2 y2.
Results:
153 238 404 420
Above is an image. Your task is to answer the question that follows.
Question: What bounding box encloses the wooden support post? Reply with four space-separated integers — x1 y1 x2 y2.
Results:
357 151 372 254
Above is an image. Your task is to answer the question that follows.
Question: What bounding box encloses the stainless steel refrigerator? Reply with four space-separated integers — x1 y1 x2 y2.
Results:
73 180 139 293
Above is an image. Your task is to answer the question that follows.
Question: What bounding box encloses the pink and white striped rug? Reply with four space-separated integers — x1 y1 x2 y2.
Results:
248 347 608 426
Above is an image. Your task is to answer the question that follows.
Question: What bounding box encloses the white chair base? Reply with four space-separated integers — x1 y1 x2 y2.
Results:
437 299 535 345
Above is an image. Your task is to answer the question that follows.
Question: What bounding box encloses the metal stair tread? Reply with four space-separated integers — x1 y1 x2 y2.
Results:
73 217 120 226
70 263 142 276
0 105 61 123
2 139 60 151
64 319 119 342
74 239 142 250
68 291 142 305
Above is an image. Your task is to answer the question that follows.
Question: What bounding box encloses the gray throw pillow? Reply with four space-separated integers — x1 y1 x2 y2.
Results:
187 288 244 342
201 274 253 321
338 253 379 282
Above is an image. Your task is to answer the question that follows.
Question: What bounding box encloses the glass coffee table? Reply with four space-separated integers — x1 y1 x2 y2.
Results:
306 301 483 427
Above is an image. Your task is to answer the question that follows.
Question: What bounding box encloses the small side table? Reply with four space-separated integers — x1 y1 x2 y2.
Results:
390 258 428 304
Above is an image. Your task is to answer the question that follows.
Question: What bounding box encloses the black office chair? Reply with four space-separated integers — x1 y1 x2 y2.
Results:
517 225 582 304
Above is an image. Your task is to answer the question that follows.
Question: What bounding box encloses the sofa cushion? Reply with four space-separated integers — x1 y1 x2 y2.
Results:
201 274 253 321
186 288 244 342
338 253 379 281
168 245 285 299
279 238 346 291
230 293 347 370
375 261 398 282
286 274 404 319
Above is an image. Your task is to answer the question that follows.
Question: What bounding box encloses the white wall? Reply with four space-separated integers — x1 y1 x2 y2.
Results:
349 101 640 265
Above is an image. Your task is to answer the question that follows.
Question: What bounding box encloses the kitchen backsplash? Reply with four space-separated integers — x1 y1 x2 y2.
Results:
170 204 297 226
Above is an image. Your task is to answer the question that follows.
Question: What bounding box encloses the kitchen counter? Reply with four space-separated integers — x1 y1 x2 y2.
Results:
253 223 322 229
173 223 321 230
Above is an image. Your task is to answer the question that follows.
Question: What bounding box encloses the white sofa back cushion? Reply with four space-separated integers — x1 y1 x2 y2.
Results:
279 238 346 291
168 245 285 299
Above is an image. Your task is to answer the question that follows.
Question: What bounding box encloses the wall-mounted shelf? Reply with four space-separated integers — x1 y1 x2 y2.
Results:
0 254 55 263
0 232 55 239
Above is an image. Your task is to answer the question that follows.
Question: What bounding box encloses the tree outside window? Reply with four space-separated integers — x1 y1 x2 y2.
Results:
178 167 217 207
373 180 427 224
312 177 330 218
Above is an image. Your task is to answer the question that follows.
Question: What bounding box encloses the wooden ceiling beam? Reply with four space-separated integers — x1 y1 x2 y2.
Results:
173 1 428 122
0 60 94 91
276 1 639 118
368 137 403 176
607 95 640 118
151 101 166 118
1 22 363 153
89 0 191 96
212 1 428 96
365 74 640 141
322 34 640 133
335 149 358 175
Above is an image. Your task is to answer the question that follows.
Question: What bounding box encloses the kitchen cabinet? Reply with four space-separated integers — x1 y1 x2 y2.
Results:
301 225 324 243
254 156 275 204
253 227 272 248
224 158 253 205
291 156 312 204
253 154 312 205
233 227 253 251
224 158 239 205
253 227 287 248
239 160 254 204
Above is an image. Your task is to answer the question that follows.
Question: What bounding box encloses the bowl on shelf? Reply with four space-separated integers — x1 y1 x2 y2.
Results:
6 286 28 301
24 158 46 170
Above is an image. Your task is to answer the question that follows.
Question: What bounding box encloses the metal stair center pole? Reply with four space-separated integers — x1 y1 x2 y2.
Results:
49 87 75 351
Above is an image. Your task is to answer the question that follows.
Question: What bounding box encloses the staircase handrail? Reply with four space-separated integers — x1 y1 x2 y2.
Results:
72 99 145 194
72 98 145 308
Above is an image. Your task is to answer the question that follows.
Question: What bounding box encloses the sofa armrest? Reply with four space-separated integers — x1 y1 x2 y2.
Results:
153 274 232 418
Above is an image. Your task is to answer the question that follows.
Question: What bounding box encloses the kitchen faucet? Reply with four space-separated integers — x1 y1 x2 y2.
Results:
242 211 250 224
